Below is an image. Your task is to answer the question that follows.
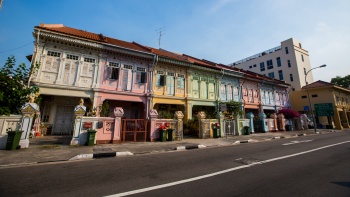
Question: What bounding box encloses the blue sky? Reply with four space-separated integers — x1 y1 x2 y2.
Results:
0 0 349 82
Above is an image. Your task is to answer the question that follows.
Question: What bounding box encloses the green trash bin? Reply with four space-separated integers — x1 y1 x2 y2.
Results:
167 129 174 141
213 128 219 138
87 129 97 146
6 130 23 150
160 130 167 142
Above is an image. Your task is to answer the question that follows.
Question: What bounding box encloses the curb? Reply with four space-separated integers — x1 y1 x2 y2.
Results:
234 139 255 144
271 136 285 140
69 151 133 161
176 144 206 150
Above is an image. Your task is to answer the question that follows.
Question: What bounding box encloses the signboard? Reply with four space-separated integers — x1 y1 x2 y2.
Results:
220 103 227 112
314 103 334 116
304 106 309 111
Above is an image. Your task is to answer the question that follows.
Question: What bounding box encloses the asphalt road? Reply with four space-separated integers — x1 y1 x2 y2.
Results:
0 131 349 197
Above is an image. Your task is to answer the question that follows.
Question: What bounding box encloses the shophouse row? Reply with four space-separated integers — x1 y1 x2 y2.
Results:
29 24 290 135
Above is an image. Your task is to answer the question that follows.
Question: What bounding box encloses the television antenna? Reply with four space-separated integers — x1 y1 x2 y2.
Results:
155 27 166 48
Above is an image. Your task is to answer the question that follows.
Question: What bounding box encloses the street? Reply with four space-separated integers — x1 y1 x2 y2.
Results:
0 131 349 197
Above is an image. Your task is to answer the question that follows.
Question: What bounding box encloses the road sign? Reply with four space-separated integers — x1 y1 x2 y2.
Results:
314 103 334 116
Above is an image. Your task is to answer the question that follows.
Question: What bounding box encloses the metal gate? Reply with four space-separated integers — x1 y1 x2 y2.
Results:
121 119 148 142
224 120 235 136
52 106 74 135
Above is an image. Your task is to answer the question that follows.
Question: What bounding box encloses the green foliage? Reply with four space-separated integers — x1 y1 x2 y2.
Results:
158 111 173 119
221 101 243 117
330 75 350 89
99 101 111 117
0 56 38 115
184 117 199 136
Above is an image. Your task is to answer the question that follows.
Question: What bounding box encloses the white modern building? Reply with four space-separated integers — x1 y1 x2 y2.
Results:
229 38 313 91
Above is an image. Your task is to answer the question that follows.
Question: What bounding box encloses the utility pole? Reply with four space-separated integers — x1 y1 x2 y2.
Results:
155 27 166 49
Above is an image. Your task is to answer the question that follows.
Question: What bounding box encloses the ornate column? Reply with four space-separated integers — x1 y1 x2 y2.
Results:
71 99 86 145
270 113 278 132
197 111 207 139
149 109 158 141
216 112 224 137
74 59 84 86
277 113 286 131
55 56 66 84
113 107 124 143
19 96 39 148
247 112 255 133
259 112 267 132
174 111 184 140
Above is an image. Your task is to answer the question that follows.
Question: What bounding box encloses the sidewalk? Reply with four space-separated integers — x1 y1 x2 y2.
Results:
0 129 340 167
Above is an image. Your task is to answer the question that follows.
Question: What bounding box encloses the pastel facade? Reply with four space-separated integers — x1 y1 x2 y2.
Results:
31 24 154 137
29 24 292 142
290 80 350 130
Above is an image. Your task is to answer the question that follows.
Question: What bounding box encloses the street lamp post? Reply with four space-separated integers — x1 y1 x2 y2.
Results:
305 64 326 133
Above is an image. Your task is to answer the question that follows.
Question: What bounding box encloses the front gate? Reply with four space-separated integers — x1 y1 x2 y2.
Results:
224 119 235 136
52 106 74 135
121 119 148 142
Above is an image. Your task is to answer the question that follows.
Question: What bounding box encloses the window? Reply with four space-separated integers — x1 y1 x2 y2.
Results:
253 64 256 67
192 77 199 98
312 94 318 98
302 96 307 99
288 60 291 67
249 65 252 69
166 72 175 95
220 84 226 100
260 62 265 71
208 80 215 99
121 66 132 90
267 60 273 70
276 57 281 67
227 85 232 101
156 71 166 86
268 72 275 78
47 51 61 57
301 54 304 62
200 78 207 99
290 74 294 82
278 70 284 80
136 67 147 83
107 62 119 80
177 74 185 89
285 47 289 54
84 57 95 63
67 54 79 60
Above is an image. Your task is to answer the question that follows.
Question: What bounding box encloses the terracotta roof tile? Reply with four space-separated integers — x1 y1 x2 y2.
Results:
36 24 150 53
302 80 334 89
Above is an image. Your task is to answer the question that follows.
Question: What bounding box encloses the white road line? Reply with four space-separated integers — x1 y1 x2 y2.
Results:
282 139 314 146
105 140 350 197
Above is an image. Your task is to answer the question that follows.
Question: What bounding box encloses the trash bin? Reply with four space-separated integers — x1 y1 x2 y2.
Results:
87 129 97 146
6 130 23 150
243 126 250 135
160 130 167 142
213 128 219 138
285 125 293 131
167 129 174 141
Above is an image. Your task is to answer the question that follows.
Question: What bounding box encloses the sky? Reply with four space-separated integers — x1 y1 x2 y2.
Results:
0 0 349 82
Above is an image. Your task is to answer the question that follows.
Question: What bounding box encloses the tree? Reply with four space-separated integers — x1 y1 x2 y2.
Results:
0 56 38 115
330 75 350 89
277 108 299 119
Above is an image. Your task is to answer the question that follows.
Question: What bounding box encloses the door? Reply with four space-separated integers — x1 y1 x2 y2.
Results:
52 106 75 135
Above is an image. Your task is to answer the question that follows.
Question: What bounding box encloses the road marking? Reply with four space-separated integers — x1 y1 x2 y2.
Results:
282 140 314 146
105 140 350 197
